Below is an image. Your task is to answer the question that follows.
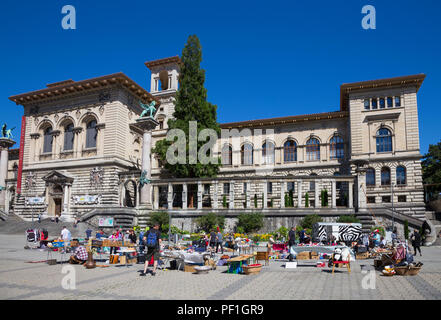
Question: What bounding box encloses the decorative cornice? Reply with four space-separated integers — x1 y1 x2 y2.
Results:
9 72 159 107
144 56 181 69
340 74 426 111
220 111 348 129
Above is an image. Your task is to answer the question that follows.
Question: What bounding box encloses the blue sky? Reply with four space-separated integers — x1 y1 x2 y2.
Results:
1 0 440 154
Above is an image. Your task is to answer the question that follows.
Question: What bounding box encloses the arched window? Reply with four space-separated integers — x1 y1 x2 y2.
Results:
262 141 275 164
64 123 74 151
43 127 53 153
284 140 297 162
241 143 253 165
376 128 392 153
306 138 320 161
330 136 344 159
396 166 406 185
86 119 97 149
222 144 232 165
366 168 376 186
381 167 391 186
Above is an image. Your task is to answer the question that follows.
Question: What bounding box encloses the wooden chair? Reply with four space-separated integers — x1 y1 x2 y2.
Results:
331 254 351 274
256 251 269 266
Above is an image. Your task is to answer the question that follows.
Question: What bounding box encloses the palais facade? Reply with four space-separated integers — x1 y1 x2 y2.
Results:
3 56 434 239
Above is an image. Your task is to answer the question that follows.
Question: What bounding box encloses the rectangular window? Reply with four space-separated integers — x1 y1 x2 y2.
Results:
398 195 407 202
395 96 401 107
387 97 393 108
243 183 247 193
382 196 391 203
203 184 210 195
223 183 230 195
267 182 273 194
287 182 295 192
367 196 376 204
364 99 370 110
310 181 315 191
372 98 378 109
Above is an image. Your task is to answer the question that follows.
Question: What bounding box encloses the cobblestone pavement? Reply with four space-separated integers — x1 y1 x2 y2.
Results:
1 234 440 300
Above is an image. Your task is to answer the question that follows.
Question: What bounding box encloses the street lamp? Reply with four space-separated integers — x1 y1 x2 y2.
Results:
391 183 395 231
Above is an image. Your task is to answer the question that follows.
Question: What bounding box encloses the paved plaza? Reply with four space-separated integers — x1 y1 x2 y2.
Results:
0 234 440 300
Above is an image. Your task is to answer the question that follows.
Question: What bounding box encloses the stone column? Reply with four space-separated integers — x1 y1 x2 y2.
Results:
315 179 321 208
153 185 159 210
356 170 367 210
263 181 268 208
0 138 16 212
212 181 218 209
348 181 354 209
197 181 203 210
132 117 158 209
245 181 251 208
280 180 285 208
229 181 234 209
168 183 173 209
182 183 187 210
62 184 70 213
297 180 303 208
331 180 336 208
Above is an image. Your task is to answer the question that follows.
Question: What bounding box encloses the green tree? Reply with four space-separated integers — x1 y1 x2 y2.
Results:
223 195 227 208
149 211 170 232
300 214 323 229
196 212 225 233
404 220 409 240
285 193 289 207
254 194 258 208
305 192 309 208
237 212 264 233
152 35 221 178
289 190 294 207
422 140 441 199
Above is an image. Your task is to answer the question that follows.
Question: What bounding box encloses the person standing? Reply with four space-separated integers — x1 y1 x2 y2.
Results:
209 229 217 250
140 223 162 276
411 229 422 256
61 226 71 242
288 227 296 261
85 228 93 240
216 230 224 254
128 229 137 244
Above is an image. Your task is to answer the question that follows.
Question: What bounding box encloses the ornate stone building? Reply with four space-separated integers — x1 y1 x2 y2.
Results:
4 56 436 241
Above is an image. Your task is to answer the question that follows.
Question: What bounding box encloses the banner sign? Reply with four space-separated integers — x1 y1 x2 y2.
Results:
73 195 100 205
17 116 26 194
98 217 114 227
25 197 45 205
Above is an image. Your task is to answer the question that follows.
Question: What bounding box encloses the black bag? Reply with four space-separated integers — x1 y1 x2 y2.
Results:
137 254 146 264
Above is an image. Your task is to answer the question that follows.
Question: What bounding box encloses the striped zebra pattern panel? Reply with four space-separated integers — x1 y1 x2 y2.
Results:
338 225 362 242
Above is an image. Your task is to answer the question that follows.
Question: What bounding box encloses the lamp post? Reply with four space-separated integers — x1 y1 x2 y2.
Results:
391 183 395 231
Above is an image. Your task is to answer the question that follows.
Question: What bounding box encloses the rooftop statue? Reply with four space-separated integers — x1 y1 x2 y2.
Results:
139 100 157 119
1 124 15 139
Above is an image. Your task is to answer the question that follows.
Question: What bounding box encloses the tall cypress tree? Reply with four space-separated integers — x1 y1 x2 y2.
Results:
153 35 220 178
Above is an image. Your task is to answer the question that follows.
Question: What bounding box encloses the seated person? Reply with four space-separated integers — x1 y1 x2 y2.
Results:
95 229 105 239
69 241 88 264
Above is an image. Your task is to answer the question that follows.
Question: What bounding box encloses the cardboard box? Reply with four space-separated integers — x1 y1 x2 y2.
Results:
356 252 369 260
296 252 310 260
184 264 197 273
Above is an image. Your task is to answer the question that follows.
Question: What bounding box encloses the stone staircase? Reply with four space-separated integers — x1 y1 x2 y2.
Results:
79 207 137 229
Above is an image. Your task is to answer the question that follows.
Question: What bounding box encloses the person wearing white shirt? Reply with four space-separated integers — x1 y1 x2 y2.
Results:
61 226 71 241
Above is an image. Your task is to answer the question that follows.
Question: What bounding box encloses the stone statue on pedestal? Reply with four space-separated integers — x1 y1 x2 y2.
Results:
139 170 151 187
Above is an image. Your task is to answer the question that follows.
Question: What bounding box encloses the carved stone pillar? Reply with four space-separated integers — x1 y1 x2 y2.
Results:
168 183 173 209
348 181 354 209
229 181 234 209
331 180 336 208
315 179 321 208
0 138 15 211
131 117 158 209
263 181 268 209
212 181 218 209
297 180 303 208
182 183 187 210
197 181 203 210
